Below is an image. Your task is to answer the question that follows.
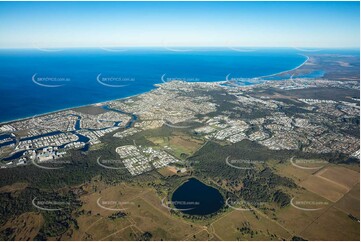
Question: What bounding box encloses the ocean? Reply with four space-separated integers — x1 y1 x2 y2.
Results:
0 47 329 123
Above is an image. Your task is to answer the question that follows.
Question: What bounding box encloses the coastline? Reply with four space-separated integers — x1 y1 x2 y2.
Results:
254 54 309 79
0 56 309 126
0 90 148 126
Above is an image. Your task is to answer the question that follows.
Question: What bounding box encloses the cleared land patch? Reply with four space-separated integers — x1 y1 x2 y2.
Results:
147 133 204 158
126 197 201 240
334 183 360 219
299 206 359 240
212 209 291 240
275 189 332 235
300 175 348 202
315 166 359 189
274 162 318 183
75 181 203 241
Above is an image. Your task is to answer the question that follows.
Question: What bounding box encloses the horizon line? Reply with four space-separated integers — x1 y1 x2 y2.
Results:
0 46 360 50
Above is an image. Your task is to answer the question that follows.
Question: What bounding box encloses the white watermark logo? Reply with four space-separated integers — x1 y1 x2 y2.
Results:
32 159 70 170
290 198 328 211
225 156 264 170
99 46 128 52
96 73 135 88
226 73 265 85
161 197 199 211
96 156 126 170
96 197 133 211
32 74 70 88
161 73 200 84
290 157 327 170
292 46 321 52
225 74 262 84
32 42 63 52
162 40 192 52
32 197 70 211
227 46 256 53
162 118 193 129
226 198 267 211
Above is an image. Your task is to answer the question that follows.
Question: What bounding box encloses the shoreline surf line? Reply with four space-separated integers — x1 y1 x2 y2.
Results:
253 54 309 79
0 91 148 126
0 56 308 125
0 81 228 125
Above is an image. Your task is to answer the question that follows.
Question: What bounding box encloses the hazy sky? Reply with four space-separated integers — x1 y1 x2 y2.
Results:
0 1 359 48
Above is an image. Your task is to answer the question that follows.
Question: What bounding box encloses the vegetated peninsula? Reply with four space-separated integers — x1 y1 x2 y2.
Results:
0 53 359 241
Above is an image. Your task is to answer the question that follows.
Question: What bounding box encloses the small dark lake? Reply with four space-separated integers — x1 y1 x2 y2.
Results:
171 178 224 216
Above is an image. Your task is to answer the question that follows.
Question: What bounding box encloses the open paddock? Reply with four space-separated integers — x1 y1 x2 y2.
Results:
315 166 359 189
300 206 359 240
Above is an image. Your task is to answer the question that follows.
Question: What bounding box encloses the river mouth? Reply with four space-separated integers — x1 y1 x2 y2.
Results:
171 178 224 216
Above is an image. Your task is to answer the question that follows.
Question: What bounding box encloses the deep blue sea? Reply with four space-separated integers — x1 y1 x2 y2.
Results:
0 48 356 123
